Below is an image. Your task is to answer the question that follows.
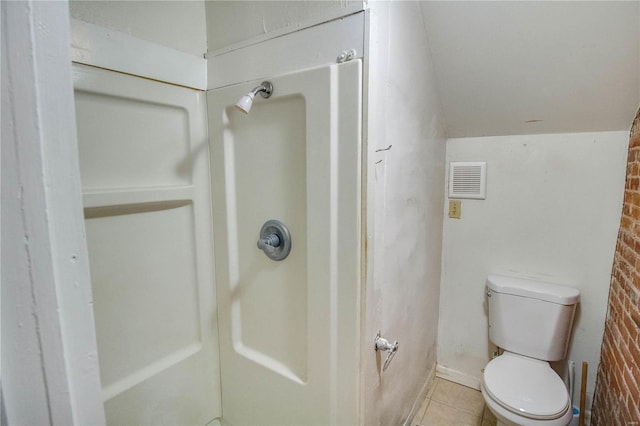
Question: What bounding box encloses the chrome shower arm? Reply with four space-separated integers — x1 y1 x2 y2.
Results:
251 81 273 99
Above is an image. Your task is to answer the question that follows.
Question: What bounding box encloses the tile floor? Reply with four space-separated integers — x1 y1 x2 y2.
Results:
414 377 497 426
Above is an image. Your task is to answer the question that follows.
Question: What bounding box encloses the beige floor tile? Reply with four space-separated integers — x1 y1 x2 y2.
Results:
426 377 440 400
481 404 497 426
431 380 486 416
420 400 482 426
414 377 439 425
414 393 431 425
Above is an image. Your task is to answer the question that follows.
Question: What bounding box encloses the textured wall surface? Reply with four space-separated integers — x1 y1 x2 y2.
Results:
69 0 207 56
204 0 363 52
2 1 105 422
593 109 640 425
363 2 446 425
420 1 639 138
439 131 629 413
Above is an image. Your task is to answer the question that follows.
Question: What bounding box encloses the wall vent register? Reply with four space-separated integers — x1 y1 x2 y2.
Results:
448 161 487 199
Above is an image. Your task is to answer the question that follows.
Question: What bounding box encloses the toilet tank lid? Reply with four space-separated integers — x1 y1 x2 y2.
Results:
487 275 580 305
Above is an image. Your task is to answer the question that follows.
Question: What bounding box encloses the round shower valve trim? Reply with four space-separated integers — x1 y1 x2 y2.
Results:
257 220 292 261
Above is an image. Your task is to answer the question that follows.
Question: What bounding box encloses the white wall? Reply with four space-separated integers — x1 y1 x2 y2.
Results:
1 1 105 423
205 0 364 53
363 3 446 425
438 131 629 413
69 0 207 57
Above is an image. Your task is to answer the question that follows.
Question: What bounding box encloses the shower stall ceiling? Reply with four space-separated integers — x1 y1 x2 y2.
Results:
69 1 444 424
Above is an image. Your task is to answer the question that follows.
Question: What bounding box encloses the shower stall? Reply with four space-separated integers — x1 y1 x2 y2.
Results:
208 61 361 425
67 2 445 425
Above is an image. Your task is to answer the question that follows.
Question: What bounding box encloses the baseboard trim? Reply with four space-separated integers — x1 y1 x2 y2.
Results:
436 364 481 390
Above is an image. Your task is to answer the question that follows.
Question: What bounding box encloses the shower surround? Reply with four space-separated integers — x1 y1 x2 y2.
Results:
205 2 446 424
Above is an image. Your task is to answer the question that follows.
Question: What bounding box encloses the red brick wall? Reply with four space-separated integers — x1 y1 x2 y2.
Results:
592 108 640 425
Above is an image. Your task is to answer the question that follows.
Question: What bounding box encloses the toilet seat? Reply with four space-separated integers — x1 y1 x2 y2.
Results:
483 352 570 420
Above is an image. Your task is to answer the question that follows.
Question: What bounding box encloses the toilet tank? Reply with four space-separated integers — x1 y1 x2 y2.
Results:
487 275 580 361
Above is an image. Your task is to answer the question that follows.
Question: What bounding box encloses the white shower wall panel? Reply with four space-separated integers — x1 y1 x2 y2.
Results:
73 64 221 425
224 94 309 382
208 61 362 425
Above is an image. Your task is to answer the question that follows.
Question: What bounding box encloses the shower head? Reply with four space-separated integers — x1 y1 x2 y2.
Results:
235 81 273 114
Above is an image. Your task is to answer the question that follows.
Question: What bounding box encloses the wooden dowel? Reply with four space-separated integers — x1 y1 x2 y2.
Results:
579 362 588 426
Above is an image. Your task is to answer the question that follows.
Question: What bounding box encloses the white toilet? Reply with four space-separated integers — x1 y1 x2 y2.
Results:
481 275 580 426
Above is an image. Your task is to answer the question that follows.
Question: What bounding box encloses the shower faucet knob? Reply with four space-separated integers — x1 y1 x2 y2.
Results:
257 233 281 251
257 220 292 261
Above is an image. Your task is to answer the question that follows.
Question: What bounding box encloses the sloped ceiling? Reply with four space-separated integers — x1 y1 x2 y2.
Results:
419 1 640 138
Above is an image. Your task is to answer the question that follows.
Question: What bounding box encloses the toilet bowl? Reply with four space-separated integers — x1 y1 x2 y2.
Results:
481 352 573 426
481 275 580 426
